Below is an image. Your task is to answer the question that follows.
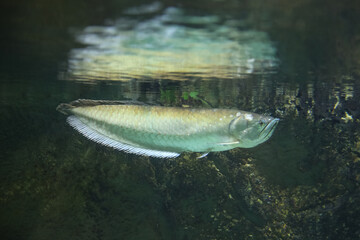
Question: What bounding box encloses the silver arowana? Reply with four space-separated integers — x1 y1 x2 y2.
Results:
57 99 279 158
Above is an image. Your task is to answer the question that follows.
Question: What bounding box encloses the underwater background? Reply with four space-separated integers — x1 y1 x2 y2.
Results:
1 0 360 239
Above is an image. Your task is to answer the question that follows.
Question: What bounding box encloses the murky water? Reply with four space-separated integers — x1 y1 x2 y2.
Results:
1 1 360 239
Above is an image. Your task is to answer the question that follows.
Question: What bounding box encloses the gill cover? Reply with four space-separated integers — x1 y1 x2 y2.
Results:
229 115 248 137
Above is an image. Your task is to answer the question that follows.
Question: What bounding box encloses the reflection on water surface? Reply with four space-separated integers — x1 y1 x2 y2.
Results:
61 7 277 82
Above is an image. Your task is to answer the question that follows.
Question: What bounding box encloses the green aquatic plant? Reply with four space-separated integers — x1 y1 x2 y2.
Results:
160 89 176 104
181 91 199 101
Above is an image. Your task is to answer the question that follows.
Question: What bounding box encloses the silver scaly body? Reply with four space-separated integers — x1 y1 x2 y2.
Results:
57 99 279 158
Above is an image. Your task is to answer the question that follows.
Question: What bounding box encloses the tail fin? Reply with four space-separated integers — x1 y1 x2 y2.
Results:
56 103 75 115
56 99 106 115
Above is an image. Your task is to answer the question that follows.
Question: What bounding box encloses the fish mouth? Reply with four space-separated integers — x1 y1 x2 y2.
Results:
260 118 279 140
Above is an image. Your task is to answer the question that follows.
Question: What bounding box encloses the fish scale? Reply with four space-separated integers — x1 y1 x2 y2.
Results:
57 99 279 158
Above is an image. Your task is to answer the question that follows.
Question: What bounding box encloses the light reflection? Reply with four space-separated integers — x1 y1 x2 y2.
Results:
60 7 278 82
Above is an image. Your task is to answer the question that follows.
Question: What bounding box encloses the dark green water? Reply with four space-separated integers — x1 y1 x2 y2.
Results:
1 0 360 239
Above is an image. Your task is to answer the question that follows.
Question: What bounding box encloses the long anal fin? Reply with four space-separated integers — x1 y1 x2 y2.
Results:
66 115 180 158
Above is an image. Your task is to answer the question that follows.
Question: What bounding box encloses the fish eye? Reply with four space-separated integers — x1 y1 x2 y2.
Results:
259 119 266 126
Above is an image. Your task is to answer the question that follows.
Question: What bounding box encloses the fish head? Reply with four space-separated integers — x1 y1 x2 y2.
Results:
229 113 279 148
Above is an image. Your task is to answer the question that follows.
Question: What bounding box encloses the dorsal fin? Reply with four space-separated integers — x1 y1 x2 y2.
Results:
56 99 148 115
68 99 148 107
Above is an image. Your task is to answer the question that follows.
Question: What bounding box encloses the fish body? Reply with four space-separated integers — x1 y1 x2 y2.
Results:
57 99 279 158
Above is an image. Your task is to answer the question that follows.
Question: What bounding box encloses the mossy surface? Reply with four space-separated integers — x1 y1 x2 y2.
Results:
1 103 359 239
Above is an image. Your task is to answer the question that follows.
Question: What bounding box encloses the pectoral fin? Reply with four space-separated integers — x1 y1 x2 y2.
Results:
197 152 210 159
